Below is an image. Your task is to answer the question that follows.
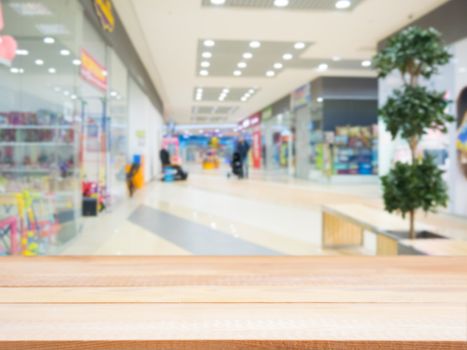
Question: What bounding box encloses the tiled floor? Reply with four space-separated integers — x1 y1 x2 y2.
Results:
61 169 372 256
61 169 467 256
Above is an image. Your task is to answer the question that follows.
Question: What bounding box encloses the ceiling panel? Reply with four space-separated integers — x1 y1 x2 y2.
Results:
114 0 449 124
197 40 312 77
194 87 258 102
202 0 365 11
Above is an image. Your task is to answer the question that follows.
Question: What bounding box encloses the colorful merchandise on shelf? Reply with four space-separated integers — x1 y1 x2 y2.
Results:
332 125 378 175
0 191 61 256
202 149 220 170
82 181 106 212
1 109 80 254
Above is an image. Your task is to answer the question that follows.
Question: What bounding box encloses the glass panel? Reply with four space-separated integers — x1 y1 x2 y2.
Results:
0 0 83 255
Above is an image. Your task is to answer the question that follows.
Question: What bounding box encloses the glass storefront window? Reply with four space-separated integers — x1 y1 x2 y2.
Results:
0 0 84 255
0 0 132 255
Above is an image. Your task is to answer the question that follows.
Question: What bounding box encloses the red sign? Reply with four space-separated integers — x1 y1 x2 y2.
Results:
238 112 262 130
252 130 262 169
80 49 108 91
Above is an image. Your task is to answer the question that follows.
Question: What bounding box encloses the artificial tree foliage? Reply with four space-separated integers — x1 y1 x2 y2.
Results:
373 26 451 82
381 158 449 237
373 26 454 239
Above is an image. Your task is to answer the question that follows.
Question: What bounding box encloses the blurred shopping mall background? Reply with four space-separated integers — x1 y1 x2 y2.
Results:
0 0 467 256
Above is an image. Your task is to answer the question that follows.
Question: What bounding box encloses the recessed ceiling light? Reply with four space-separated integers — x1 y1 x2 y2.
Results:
71 94 77 100
210 0 226 5
203 39 215 47
317 97 324 103
248 89 255 93
361 60 372 67
202 52 212 58
110 91 118 97
200 70 209 76
274 0 289 7
332 56 341 61
201 61 210 68
241 97 248 102
36 24 69 36
249 41 261 49
63 91 70 96
48 67 56 74
222 88 230 93
318 63 329 71
10 67 20 74
60 49 70 56
196 95 202 101
43 36 55 44
72 59 81 66
35 59 44 65
237 62 247 68
16 49 29 56
233 70 242 76
243 52 253 59
266 70 275 77
282 53 293 60
294 42 305 50
335 0 351 9
273 62 283 69
9 2 52 16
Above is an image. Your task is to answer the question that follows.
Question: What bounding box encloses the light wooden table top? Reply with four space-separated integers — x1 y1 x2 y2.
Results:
0 256 466 349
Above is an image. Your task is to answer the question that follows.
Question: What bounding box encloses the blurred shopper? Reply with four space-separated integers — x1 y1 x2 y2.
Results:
159 147 188 181
235 136 250 178
230 151 244 179
126 162 140 197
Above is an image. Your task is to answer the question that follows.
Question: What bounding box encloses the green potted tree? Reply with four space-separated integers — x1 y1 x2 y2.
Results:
373 26 454 239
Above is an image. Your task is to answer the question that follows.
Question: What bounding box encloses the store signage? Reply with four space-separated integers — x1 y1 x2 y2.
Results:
458 110 467 178
252 130 262 169
261 107 272 121
292 84 311 110
238 112 261 130
80 49 108 91
457 88 467 178
136 130 146 147
94 0 116 32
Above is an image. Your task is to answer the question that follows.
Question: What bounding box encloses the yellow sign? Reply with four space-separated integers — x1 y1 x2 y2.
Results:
94 0 115 32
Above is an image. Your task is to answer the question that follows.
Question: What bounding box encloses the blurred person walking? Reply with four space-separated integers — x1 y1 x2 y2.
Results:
235 135 251 179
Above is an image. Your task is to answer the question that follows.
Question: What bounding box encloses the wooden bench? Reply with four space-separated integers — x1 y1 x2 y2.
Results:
322 204 467 256
0 256 466 349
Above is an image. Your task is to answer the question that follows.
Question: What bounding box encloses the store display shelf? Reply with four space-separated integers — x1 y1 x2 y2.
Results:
0 168 52 173
0 125 74 130
0 142 74 147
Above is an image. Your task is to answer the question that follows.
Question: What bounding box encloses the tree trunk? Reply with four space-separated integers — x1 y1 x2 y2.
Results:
409 210 416 240
409 137 418 164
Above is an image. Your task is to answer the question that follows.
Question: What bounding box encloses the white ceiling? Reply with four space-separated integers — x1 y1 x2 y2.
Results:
113 0 449 124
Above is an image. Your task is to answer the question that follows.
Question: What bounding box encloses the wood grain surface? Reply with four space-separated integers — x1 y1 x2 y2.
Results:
0 257 466 349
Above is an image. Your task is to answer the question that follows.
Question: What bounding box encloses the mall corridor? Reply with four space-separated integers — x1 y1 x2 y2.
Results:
63 171 383 256
2 0 467 348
